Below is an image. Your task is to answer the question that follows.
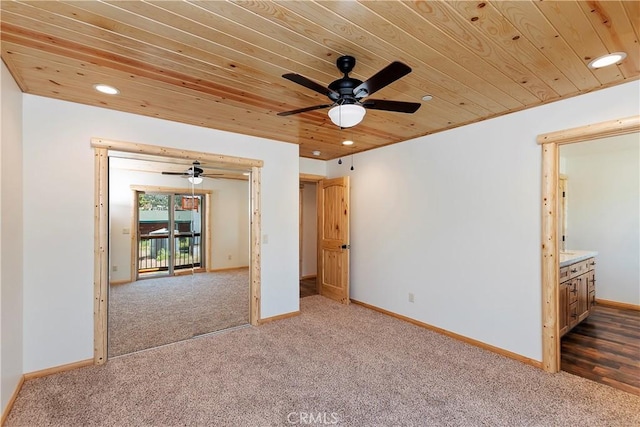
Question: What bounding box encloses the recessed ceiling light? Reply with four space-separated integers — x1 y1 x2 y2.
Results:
342 140 354 146
422 95 433 101
312 150 321 156
93 84 120 95
588 52 627 69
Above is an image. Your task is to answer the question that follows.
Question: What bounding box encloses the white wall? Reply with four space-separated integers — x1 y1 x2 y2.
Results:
22 95 299 372
561 135 639 305
300 157 327 176
0 61 24 414
301 182 317 277
208 178 250 270
109 167 250 282
327 80 640 362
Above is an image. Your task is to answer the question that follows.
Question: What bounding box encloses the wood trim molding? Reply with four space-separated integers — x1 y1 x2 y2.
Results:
351 299 542 369
205 193 212 271
1 375 24 426
250 166 261 326
300 173 325 182
91 138 263 169
23 359 94 381
130 189 137 283
537 115 640 145
94 148 108 365
130 185 212 195
596 299 640 311
208 266 250 272
541 143 559 373
109 279 132 286
300 274 317 280
259 310 300 325
538 116 639 374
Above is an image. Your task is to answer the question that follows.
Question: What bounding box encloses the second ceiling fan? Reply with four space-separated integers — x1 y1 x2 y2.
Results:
278 55 421 128
161 161 224 184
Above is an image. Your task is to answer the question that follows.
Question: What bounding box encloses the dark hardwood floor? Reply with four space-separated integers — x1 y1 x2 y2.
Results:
300 277 318 298
561 305 640 396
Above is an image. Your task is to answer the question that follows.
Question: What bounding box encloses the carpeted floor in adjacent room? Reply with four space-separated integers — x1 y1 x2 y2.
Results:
7 295 640 426
108 269 250 357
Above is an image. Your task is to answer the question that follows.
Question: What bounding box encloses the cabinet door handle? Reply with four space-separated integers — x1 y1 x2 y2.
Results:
590 261 596 265
571 290 578 294
571 268 577 273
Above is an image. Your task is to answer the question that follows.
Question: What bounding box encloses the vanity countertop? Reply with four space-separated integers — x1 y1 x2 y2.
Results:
559 250 598 268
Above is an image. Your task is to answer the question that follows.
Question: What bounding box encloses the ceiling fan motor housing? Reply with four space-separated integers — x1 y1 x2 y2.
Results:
329 56 363 103
189 166 203 176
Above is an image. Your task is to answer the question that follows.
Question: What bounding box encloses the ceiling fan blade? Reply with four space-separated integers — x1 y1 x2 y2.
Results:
161 171 187 176
277 104 333 116
353 62 412 98
282 73 338 98
362 99 421 113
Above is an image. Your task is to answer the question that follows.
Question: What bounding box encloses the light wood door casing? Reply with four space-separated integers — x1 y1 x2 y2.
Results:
318 177 350 304
559 175 567 252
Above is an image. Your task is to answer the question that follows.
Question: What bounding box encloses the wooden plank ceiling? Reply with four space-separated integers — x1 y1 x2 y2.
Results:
2 1 638 160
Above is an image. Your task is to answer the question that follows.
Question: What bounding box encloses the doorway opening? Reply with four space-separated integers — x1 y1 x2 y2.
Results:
93 138 263 365
538 116 639 382
299 174 323 298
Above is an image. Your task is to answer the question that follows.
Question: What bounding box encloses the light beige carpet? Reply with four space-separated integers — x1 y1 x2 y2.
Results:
8 295 640 426
108 269 250 356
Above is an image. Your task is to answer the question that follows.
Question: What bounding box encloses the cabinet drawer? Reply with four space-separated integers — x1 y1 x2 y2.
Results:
585 257 596 272
560 266 571 283
569 260 589 279
588 276 595 293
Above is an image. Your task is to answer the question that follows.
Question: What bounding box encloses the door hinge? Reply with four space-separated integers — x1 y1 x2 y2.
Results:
341 244 350 249
562 191 565 198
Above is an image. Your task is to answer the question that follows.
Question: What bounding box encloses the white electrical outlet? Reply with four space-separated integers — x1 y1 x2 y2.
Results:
228 254 232 260
112 265 118 272
408 293 414 303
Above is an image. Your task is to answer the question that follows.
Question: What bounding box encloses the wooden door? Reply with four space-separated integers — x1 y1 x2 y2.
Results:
577 273 590 322
586 269 596 313
317 177 350 304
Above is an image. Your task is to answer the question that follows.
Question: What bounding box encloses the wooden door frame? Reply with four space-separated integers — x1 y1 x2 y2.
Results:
92 138 263 365
537 116 639 373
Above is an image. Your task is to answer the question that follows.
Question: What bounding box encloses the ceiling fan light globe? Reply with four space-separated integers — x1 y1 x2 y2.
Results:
188 176 203 185
328 104 366 128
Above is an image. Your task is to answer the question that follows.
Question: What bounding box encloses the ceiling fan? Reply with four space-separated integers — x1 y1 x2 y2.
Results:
161 161 223 184
278 55 421 128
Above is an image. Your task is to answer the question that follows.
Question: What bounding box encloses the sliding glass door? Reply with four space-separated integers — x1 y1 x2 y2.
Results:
137 192 204 278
